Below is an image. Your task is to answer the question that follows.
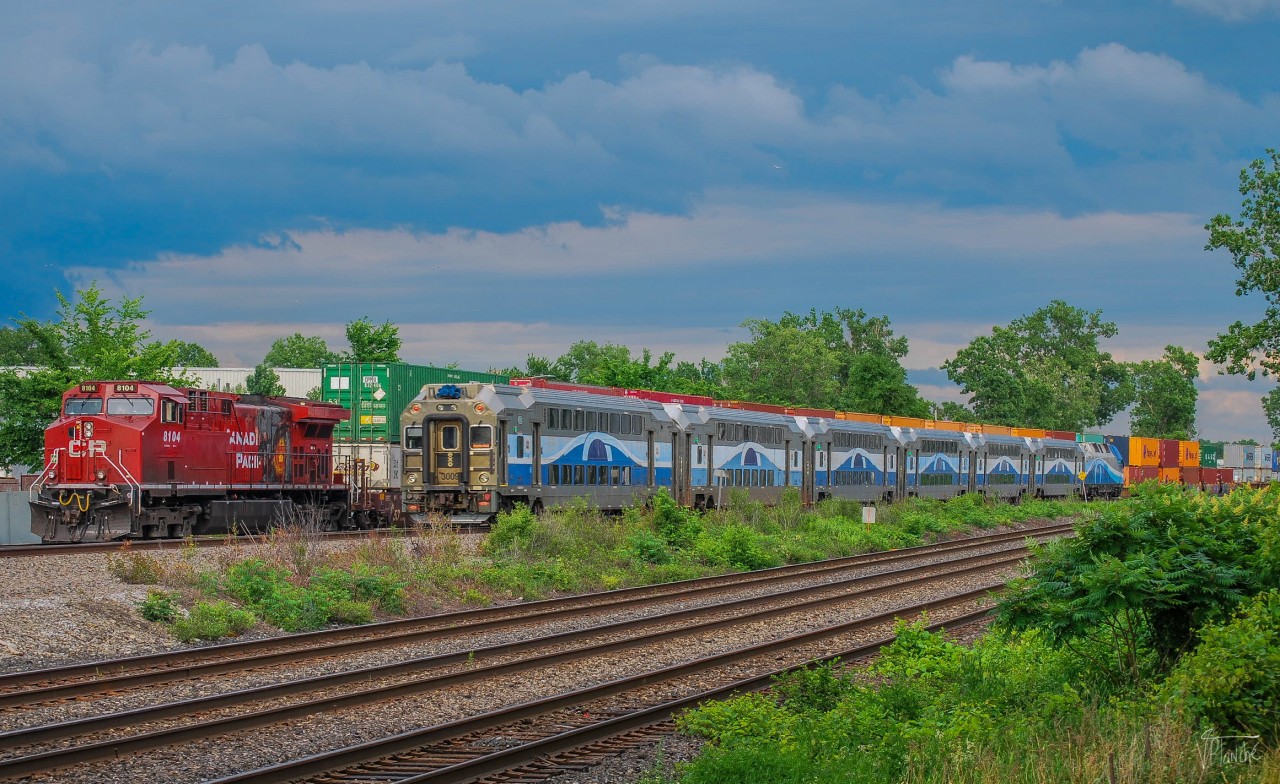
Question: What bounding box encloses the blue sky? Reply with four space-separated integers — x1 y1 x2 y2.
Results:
3 0 1279 439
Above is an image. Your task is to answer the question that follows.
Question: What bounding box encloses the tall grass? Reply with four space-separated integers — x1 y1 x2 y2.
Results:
122 491 1087 639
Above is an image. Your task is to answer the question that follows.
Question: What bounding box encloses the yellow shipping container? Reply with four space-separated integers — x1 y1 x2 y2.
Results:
887 416 928 429
1178 440 1201 468
982 425 1014 436
1130 437 1162 467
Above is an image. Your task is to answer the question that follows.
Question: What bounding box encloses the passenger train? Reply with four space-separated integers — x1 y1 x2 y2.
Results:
400 379 1126 522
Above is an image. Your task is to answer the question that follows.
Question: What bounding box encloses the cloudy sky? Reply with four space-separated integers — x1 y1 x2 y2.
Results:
3 1 1279 439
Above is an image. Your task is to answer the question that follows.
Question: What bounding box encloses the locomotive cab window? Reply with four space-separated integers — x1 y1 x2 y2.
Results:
64 397 103 416
161 399 184 423
107 396 155 416
470 425 493 450
404 426 423 450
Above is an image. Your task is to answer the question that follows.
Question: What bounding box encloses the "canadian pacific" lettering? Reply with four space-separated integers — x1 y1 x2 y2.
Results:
229 431 259 446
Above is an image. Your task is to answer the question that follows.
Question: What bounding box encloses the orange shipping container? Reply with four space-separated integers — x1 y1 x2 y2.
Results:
1012 427 1047 438
1159 467 1181 483
931 421 966 432
1129 437 1162 467
1178 440 1201 468
887 416 928 429
982 425 1014 436
837 412 886 424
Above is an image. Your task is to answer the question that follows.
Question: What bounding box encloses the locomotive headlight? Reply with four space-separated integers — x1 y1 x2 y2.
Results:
478 472 490 483
95 469 107 481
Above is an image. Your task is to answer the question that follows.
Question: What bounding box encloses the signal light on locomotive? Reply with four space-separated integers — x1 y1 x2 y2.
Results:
474 403 486 414
410 403 421 414
95 469 107 482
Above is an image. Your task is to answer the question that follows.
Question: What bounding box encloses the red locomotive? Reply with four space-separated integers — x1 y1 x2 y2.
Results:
29 381 355 542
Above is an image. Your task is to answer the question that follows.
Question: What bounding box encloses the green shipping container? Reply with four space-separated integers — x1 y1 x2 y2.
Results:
1077 433 1105 444
322 363 509 442
1199 441 1222 468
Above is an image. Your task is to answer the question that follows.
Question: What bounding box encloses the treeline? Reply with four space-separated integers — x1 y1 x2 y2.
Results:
0 288 1202 470
502 301 1199 440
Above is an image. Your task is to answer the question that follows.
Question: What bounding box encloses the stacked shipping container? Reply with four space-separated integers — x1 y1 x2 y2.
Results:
1105 435 1231 489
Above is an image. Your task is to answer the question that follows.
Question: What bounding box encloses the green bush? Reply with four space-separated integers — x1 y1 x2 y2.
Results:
652 489 703 548
326 599 375 625
223 558 292 604
627 529 672 564
693 524 779 571
138 590 179 623
487 504 538 551
998 483 1277 684
1165 589 1280 743
172 600 256 642
220 557 394 631
772 658 854 713
313 564 408 613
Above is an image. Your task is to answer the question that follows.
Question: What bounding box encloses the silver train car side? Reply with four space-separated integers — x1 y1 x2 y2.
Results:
400 382 1125 521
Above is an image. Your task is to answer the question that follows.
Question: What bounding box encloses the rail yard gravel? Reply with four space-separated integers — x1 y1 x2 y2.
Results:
0 532 483 672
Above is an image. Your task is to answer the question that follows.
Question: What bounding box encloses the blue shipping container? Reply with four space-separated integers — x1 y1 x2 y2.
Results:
1105 435 1130 468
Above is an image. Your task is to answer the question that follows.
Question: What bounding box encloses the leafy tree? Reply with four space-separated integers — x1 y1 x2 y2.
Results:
942 300 1133 431
263 333 338 368
1204 150 1280 438
343 318 401 363
0 284 188 468
936 401 977 422
0 325 44 365
839 352 930 417
164 340 219 367
1128 345 1198 439
720 308 926 414
245 363 286 395
509 341 722 397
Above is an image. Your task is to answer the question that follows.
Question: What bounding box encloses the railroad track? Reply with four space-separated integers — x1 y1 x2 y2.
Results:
0 522 1070 783
0 522 1069 703
210 597 995 784
0 525 482 558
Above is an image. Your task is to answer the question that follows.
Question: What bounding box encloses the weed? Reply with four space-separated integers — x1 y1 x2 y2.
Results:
172 600 256 642
137 590 179 623
106 543 165 584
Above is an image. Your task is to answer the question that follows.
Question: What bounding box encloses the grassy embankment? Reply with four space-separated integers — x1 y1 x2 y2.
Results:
112 489 1082 642
656 483 1280 784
